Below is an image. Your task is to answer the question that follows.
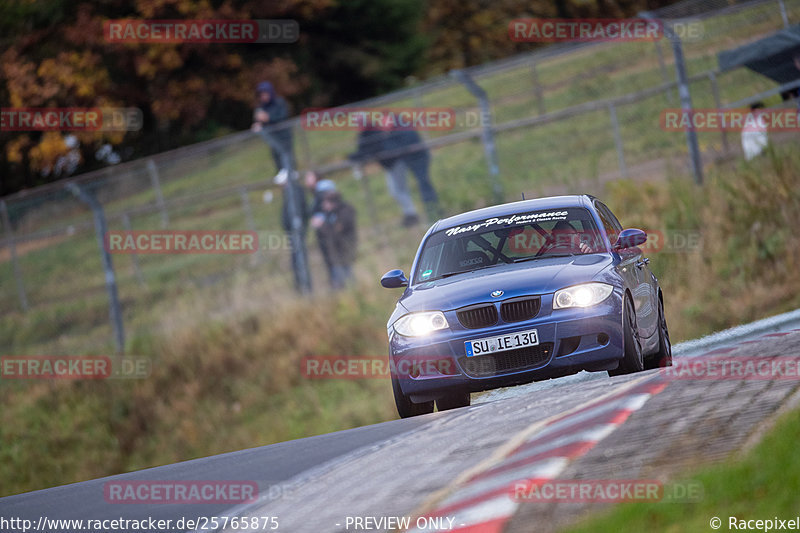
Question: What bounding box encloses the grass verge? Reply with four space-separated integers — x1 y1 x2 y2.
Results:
567 404 800 533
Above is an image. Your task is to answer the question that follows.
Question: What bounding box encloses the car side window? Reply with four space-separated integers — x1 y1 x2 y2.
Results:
602 203 624 232
594 201 621 246
415 244 443 281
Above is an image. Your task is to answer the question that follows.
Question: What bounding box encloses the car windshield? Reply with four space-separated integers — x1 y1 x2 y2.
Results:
414 207 603 283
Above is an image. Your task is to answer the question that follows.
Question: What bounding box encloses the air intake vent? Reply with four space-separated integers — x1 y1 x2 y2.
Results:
459 343 554 377
457 304 498 329
501 296 541 323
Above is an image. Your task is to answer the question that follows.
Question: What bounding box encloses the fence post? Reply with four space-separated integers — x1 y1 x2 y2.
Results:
0 199 29 311
654 40 674 104
120 212 145 287
708 71 730 155
450 69 504 203
258 128 312 294
298 125 314 168
414 85 424 108
778 0 790 28
530 58 546 116
66 182 125 354
352 164 382 242
608 103 629 179
239 186 257 233
645 13 704 185
146 159 169 228
239 186 264 265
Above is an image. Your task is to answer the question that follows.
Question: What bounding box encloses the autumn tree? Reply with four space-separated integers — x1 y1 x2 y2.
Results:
421 0 679 75
0 0 425 195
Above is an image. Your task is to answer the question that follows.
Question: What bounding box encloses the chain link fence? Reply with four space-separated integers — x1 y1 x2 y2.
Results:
2 0 799 351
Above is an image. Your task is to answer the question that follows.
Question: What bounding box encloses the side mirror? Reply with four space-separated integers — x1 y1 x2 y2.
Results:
614 228 647 250
381 269 408 288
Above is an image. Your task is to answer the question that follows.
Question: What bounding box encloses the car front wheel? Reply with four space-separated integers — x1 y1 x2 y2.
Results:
608 295 644 376
436 391 470 411
645 296 672 369
391 375 434 418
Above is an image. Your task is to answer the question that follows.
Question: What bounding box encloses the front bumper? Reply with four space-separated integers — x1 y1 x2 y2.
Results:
389 291 624 402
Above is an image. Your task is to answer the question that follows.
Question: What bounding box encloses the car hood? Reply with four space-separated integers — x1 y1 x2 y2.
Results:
399 254 614 312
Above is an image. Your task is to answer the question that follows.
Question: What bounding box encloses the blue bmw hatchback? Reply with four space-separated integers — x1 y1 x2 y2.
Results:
380 195 672 418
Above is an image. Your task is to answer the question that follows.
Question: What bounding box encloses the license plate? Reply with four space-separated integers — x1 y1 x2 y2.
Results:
465 328 539 357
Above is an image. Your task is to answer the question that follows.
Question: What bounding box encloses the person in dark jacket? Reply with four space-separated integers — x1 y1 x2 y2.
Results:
305 171 336 286
348 129 393 166
315 190 357 289
347 116 439 227
251 81 295 176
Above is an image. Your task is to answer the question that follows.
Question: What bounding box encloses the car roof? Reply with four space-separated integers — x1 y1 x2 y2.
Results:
430 195 595 232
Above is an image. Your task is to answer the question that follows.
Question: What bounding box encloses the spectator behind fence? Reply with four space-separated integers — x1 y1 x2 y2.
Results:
305 171 336 286
276 168 311 292
251 81 295 183
314 188 357 289
741 102 768 161
348 115 440 227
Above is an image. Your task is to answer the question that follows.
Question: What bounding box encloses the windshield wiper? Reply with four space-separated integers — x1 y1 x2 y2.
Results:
512 253 574 263
435 265 493 280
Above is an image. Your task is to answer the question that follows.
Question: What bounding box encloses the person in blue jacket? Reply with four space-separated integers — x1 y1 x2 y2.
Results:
348 115 440 227
251 81 295 179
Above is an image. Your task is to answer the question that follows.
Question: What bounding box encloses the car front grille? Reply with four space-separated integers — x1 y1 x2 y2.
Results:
500 296 541 323
457 304 498 329
459 343 553 377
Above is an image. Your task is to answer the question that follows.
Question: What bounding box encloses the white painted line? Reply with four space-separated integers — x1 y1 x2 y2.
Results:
530 393 651 441
439 457 568 509
408 495 519 533
485 423 618 475
419 391 661 531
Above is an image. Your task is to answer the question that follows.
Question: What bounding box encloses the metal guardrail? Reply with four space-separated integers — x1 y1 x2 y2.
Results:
1 0 797 351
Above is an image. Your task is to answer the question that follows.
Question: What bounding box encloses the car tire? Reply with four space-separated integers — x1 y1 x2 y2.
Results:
392 375 434 418
608 295 644 376
645 296 672 369
436 391 471 411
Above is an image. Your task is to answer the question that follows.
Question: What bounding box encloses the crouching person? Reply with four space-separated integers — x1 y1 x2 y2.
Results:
313 190 357 289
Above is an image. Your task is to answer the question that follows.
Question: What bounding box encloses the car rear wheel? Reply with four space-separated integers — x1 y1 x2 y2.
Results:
392 375 434 418
608 295 644 376
436 391 471 411
645 296 672 369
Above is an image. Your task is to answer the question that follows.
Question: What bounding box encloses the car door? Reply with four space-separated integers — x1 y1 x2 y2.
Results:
595 201 659 339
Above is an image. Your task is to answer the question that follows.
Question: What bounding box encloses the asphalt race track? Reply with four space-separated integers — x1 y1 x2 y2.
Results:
2 308 800 533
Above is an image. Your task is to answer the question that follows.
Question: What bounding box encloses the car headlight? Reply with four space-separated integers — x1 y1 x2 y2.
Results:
393 311 449 337
553 282 613 309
